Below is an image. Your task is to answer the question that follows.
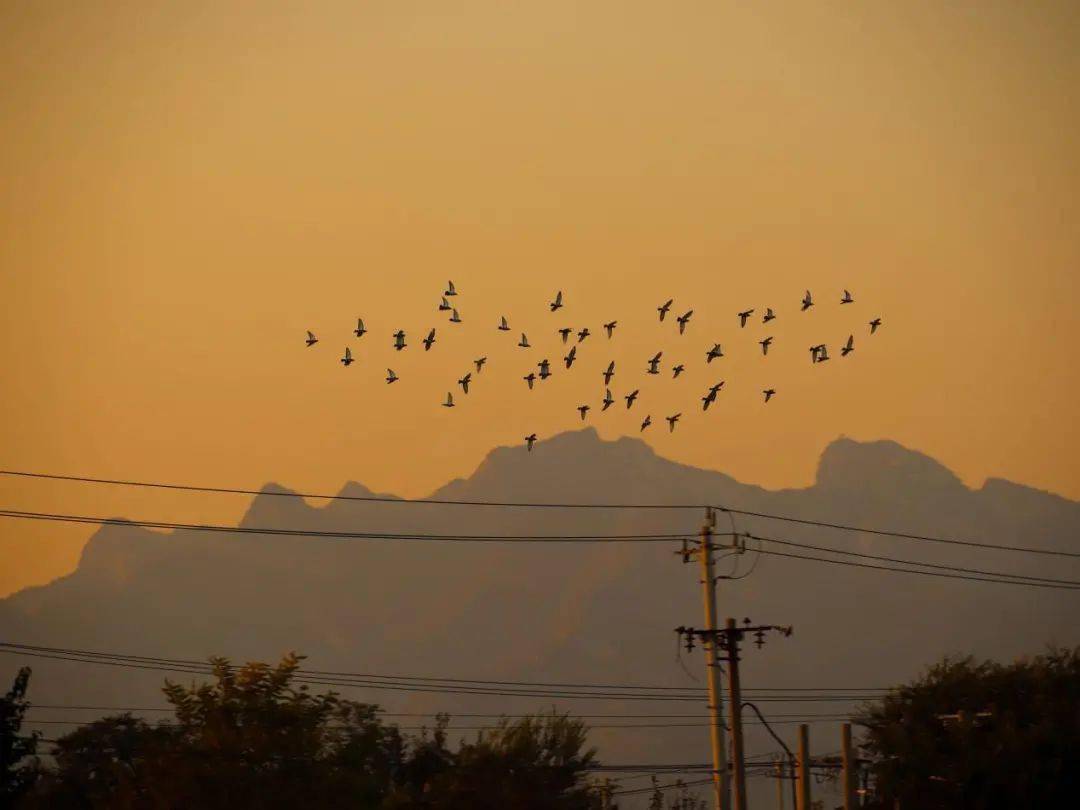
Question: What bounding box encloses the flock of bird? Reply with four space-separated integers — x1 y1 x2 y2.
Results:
304 283 882 451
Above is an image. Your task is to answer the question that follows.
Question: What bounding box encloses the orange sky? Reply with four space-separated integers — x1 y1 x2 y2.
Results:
1 1 1078 597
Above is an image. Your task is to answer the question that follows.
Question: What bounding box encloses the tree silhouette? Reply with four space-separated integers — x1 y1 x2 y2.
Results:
1 667 39 806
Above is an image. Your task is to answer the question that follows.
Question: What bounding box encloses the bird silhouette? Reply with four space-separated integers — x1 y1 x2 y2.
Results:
577 327 590 343
762 308 776 323
443 391 455 408
305 330 319 347
760 336 773 356
474 356 487 372
647 351 663 374
458 373 472 393
601 389 614 411
801 290 814 311
708 381 725 396
564 346 577 369
666 413 681 432
763 388 776 403
676 310 693 334
706 343 724 363
354 319 367 338
525 433 537 452
393 330 406 351
658 299 674 321
558 327 573 344
439 296 452 312
816 345 830 362
809 345 821 363
603 361 615 386
445 280 457 297
841 335 854 357
498 316 510 331
640 415 652 431
672 364 685 378
702 391 716 411
422 328 436 351
841 289 854 304
604 320 617 338
341 347 354 367
538 359 551 380
518 333 531 348
738 309 754 328
578 404 590 420
550 290 563 312
625 389 639 408
449 308 462 324
386 368 398 384
524 372 536 389
869 318 882 334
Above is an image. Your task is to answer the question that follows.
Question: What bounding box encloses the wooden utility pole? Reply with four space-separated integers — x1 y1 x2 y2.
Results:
724 618 748 810
796 724 811 810
775 759 786 809
698 508 731 810
841 722 857 810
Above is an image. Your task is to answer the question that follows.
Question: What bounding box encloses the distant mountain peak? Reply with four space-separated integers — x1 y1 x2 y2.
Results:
816 437 966 494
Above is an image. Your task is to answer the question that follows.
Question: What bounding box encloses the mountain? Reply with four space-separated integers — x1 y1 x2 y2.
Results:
2 429 1077 807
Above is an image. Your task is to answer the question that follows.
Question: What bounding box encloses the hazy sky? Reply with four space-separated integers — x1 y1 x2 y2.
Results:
1 1 1078 597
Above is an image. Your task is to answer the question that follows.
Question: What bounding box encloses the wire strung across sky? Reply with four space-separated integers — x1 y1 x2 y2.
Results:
0 642 887 704
3 467 1077 557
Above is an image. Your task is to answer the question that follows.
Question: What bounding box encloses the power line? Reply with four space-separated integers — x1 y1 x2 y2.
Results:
24 706 857 717
0 509 685 543
755 547 1080 589
717 505 1080 559
749 533 1080 587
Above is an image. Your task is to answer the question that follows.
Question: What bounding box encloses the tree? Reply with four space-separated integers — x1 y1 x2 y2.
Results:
1 667 39 806
857 646 1080 809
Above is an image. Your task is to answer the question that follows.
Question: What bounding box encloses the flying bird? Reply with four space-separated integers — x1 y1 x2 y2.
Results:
524 372 536 389
538 359 551 380
558 327 573 344
647 352 662 374
603 320 617 338
706 343 724 363
474 356 487 372
809 345 821 363
658 299 674 321
841 335 854 357
666 413 681 432
816 345 830 362
625 389 639 409
870 318 882 334
603 361 615 386
702 392 716 411
577 404 591 420
738 309 754 328
422 328 436 351
841 289 855 304
801 290 814 311
442 392 455 408
676 310 693 334
518 333 531 348
393 330 406 351
386 368 398 384
341 347 354 367
305 330 319 347
353 319 367 338
525 434 537 452
445 280 457 297
763 388 776 403
449 309 462 324
640 415 652 431
498 316 510 331
550 290 563 312
762 308 776 323
458 373 472 393
601 389 614 411
577 327 590 343
707 381 725 396
564 346 577 369
672 364 685 378
439 296 452 312
760 337 773 356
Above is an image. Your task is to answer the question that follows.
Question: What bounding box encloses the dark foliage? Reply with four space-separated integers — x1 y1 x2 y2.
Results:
1 667 39 808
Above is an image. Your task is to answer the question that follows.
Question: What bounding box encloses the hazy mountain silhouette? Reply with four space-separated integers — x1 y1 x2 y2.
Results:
2 429 1077 805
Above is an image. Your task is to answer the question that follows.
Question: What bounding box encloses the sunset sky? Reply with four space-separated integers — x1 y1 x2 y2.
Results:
2 1 1078 597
